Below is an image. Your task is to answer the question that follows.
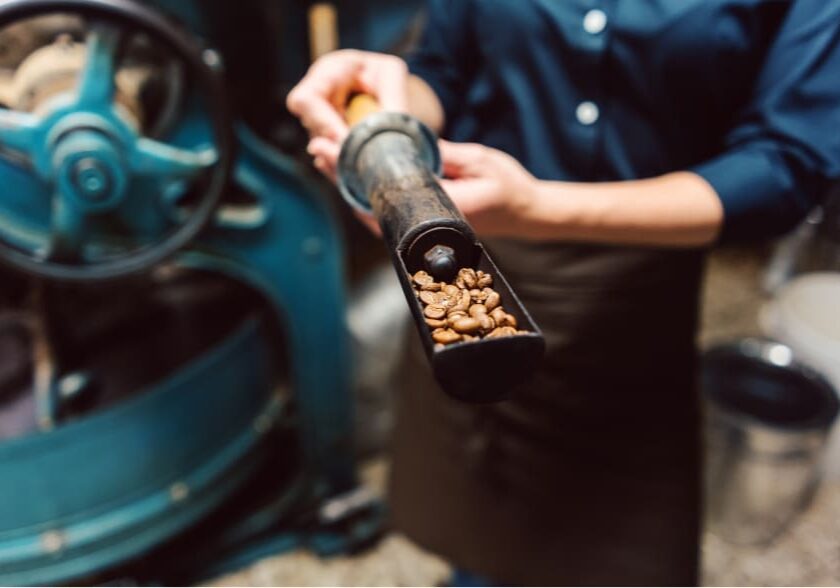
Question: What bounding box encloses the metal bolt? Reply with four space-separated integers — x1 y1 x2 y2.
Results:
73 158 111 200
40 530 66 554
58 372 87 399
169 482 190 503
424 245 458 282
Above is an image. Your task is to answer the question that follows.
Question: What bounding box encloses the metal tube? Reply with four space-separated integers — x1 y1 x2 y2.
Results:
338 112 476 274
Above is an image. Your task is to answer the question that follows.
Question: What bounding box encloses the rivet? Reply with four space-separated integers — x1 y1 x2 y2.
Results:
58 373 86 398
41 530 66 554
169 482 190 503
302 236 324 259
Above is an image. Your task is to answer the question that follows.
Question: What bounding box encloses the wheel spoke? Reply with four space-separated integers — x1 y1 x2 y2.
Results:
76 22 123 110
46 196 87 263
131 138 217 180
0 108 41 155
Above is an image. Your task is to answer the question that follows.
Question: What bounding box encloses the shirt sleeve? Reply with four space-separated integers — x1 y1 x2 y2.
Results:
690 0 840 242
405 0 474 133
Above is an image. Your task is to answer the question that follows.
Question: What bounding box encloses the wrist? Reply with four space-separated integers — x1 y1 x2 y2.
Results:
509 176 544 236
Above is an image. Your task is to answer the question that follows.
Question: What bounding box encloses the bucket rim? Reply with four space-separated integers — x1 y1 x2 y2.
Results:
703 337 840 431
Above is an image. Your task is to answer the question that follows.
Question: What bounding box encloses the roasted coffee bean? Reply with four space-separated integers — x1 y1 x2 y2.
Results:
489 307 517 328
443 284 460 297
469 304 488 318
484 290 501 311
447 316 468 329
424 304 447 319
478 315 496 331
490 307 507 325
435 294 453 309
487 326 518 338
413 266 526 346
447 309 468 323
433 328 462 344
458 268 478 289
420 291 439 305
451 290 471 313
413 271 433 287
452 317 482 334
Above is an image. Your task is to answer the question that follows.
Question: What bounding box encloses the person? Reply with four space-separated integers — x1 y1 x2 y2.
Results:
286 1 840 584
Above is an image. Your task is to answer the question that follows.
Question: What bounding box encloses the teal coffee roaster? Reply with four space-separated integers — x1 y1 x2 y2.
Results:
0 0 421 584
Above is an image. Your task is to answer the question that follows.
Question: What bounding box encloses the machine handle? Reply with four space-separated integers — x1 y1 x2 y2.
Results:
345 94 382 126
308 2 339 62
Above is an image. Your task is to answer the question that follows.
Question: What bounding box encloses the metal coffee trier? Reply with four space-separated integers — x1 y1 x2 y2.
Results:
338 95 545 403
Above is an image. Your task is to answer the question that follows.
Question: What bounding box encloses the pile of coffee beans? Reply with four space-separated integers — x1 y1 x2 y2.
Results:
411 268 528 348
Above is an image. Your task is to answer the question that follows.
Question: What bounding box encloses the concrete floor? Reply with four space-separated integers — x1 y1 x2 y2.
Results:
209 461 450 587
212 244 840 587
210 467 840 587
703 482 840 586
212 460 840 587
208 534 449 588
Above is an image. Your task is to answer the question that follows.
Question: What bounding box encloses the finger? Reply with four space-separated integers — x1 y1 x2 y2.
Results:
288 56 366 140
313 156 338 183
439 140 487 178
298 99 350 141
355 57 409 112
288 83 349 141
372 62 409 112
353 209 382 237
439 178 496 216
330 81 356 118
308 136 341 168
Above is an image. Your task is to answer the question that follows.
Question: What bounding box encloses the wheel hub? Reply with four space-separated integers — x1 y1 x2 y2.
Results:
51 125 128 210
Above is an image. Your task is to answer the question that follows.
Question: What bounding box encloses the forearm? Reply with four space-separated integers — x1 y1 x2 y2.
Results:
407 75 446 134
518 171 725 247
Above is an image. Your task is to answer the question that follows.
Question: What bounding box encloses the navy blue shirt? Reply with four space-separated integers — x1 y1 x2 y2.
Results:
408 0 840 241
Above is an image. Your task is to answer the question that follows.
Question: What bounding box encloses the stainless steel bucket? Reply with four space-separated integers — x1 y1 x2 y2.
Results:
703 339 839 545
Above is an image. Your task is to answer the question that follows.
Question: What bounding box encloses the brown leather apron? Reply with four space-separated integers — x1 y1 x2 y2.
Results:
389 241 705 586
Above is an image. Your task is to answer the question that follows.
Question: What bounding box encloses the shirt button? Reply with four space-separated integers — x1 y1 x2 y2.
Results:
583 9 608 35
576 101 600 125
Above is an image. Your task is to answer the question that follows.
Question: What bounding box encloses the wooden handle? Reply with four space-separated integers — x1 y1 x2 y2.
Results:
308 3 339 62
346 94 382 126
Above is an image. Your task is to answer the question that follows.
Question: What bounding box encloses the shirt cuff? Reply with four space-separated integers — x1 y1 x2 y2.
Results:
691 148 799 242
